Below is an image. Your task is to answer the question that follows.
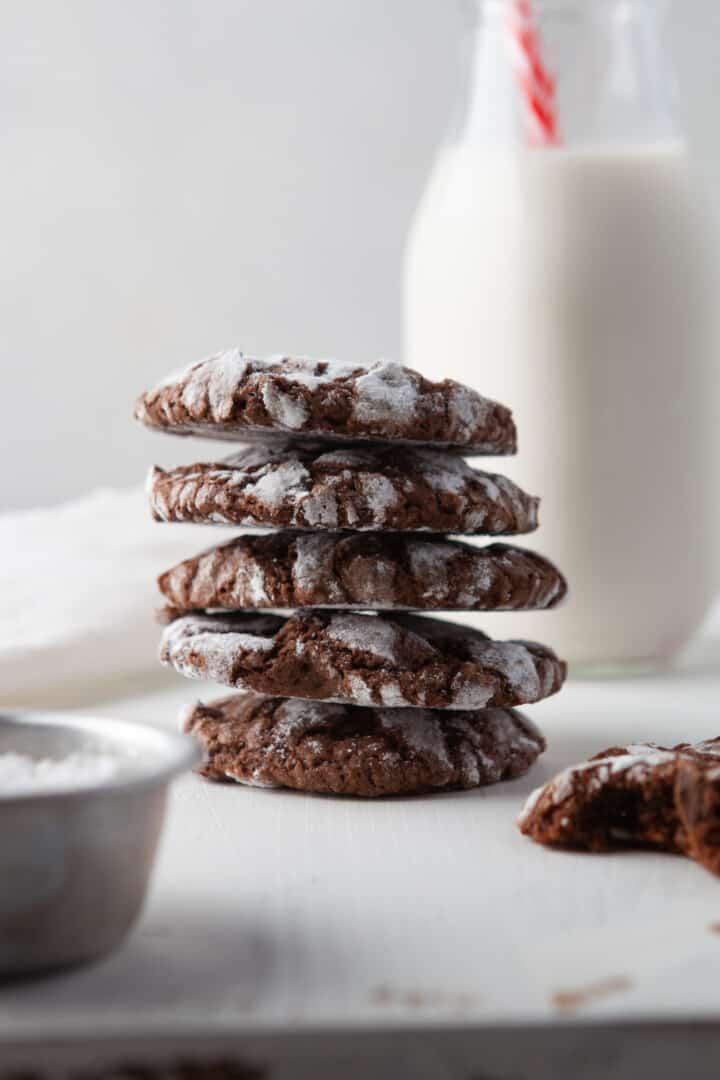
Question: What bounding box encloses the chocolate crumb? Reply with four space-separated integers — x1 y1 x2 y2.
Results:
551 975 633 1012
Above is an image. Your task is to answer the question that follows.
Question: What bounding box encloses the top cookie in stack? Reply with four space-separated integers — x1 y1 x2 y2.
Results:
135 350 567 798
135 349 517 452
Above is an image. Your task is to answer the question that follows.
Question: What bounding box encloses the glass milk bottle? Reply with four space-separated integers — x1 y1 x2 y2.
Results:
405 0 718 671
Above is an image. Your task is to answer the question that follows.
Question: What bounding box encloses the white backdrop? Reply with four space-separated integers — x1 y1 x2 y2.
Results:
2 0 718 508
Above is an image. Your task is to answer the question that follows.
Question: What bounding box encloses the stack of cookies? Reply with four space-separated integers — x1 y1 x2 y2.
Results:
135 350 567 797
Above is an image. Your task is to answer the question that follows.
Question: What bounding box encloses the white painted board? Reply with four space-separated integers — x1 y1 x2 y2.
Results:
2 664 720 1075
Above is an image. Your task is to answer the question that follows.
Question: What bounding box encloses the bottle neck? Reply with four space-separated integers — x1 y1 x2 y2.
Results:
454 0 678 149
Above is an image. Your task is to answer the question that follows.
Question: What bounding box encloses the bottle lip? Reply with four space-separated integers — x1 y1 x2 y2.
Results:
474 0 668 22
478 0 662 8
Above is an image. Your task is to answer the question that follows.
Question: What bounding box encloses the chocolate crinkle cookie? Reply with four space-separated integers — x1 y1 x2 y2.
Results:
157 533 567 615
182 693 546 797
674 758 720 876
134 350 517 454
160 609 566 710
518 737 720 876
147 443 539 535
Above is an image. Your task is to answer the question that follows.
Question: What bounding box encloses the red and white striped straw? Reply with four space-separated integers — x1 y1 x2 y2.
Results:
507 0 561 147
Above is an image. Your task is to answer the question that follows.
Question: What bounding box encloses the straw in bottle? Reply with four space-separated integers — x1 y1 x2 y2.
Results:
507 0 562 146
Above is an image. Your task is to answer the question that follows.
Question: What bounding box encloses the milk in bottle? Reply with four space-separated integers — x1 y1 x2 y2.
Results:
405 0 718 669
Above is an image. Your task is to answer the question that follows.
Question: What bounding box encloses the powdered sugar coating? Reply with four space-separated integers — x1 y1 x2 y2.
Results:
159 612 280 685
326 614 400 663
184 693 546 797
291 534 340 597
260 381 309 430
357 475 400 523
225 771 280 789
518 736 720 856
207 350 251 420
159 610 566 709
148 444 539 535
352 360 420 425
298 489 339 528
378 710 453 773
243 457 310 510
412 450 476 495
692 740 720 759
405 539 454 601
519 744 677 825
158 534 566 615
134 350 517 453
465 641 541 708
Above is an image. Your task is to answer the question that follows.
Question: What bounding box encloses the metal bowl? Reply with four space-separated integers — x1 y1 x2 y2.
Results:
0 709 199 978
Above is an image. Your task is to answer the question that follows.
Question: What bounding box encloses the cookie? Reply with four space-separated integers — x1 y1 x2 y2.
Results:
159 609 566 710
675 759 720 876
148 444 539 535
158 533 567 615
134 350 517 454
518 738 720 858
182 693 546 797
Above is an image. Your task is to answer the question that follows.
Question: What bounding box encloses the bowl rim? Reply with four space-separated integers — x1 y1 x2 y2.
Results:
0 708 201 804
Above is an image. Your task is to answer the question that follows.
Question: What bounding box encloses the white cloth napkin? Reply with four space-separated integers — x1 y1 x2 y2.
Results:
0 487 235 706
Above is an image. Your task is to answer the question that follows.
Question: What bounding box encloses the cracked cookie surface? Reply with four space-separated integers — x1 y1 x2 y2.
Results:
134 350 517 454
158 533 567 615
183 692 545 797
160 609 566 710
148 443 539 534
519 738 720 867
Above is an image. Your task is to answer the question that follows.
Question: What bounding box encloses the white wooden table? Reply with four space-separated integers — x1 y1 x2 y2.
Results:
3 653 720 1078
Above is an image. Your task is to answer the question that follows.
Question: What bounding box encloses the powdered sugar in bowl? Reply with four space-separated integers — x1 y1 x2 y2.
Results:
0 710 199 977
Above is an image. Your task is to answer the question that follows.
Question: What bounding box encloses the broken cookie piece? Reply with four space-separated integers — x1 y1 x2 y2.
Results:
675 759 720 876
518 738 720 874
